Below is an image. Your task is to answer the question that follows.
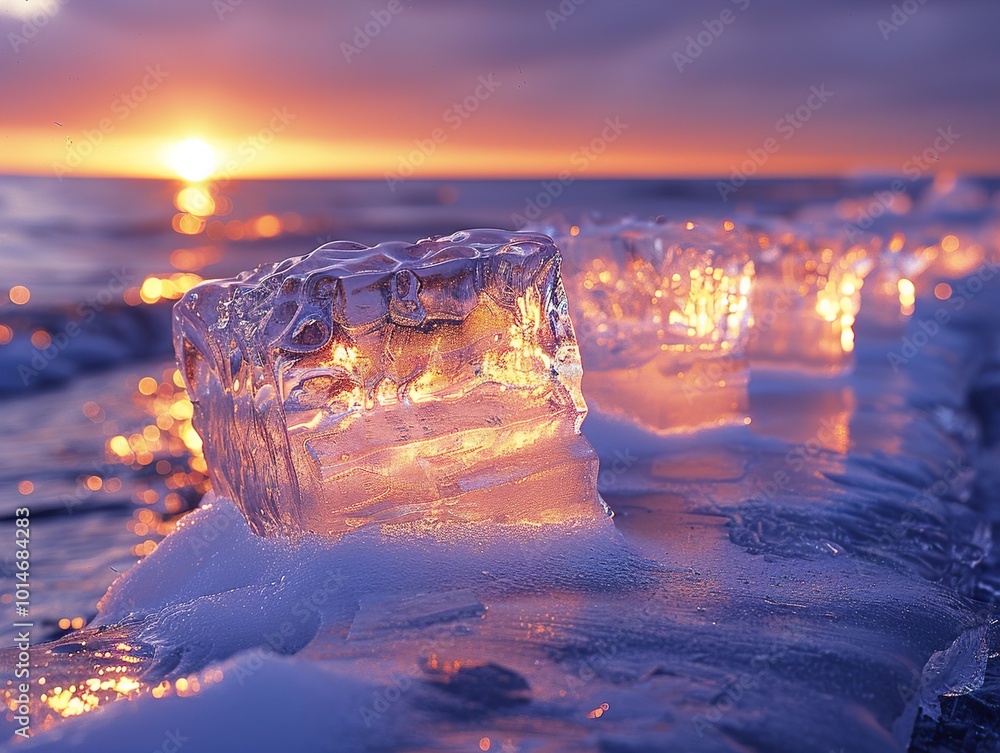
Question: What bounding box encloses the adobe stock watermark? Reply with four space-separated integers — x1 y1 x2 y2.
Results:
717 84 832 201
188 506 235 555
597 448 638 489
209 107 296 190
18 268 135 386
229 570 348 684
688 287 796 411
877 0 930 40
341 0 404 62
52 65 169 180
61 461 123 514
357 630 466 727
213 0 243 21
6 0 67 52
384 74 502 190
510 115 628 228
663 290 793 417
887 261 998 372
691 659 769 737
358 664 423 727
555 639 619 698
545 0 587 31
150 729 189 753
673 0 751 72
843 126 960 240
754 415 845 501
874 457 971 550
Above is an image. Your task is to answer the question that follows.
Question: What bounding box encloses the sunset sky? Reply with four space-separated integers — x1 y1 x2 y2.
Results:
1 0 998 179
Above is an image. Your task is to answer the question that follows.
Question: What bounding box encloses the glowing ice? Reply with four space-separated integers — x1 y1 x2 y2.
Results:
851 218 987 322
746 220 875 374
174 229 606 537
534 216 754 434
863 226 940 323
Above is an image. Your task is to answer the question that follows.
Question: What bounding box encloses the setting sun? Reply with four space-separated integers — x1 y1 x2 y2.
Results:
169 138 219 182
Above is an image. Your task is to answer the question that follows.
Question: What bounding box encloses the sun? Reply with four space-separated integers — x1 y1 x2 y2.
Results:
0 0 62 20
170 138 219 182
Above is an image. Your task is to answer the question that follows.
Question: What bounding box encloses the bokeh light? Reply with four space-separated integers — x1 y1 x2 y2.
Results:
9 285 30 304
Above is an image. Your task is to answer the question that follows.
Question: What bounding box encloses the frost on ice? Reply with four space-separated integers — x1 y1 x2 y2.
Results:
173 228 608 537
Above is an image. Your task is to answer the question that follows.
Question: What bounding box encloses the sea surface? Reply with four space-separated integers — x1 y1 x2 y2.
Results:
1 175 999 752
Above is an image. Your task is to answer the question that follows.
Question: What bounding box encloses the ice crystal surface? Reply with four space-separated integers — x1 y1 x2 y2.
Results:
174 229 605 536
535 216 754 434
746 220 876 373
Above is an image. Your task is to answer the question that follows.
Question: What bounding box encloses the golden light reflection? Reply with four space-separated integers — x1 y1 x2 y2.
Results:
172 212 206 236
41 675 142 718
941 234 960 253
134 273 204 305
871 230 940 322
587 701 611 719
104 368 209 536
31 330 52 349
8 285 30 305
897 277 916 316
0 323 12 344
171 209 298 242
253 214 282 238
18 628 226 731
932 231 984 276
138 376 158 395
174 185 216 216
169 246 222 271
934 282 952 300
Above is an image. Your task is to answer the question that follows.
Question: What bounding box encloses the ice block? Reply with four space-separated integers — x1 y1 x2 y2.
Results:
746 220 875 374
859 217 988 322
535 216 755 434
174 229 607 537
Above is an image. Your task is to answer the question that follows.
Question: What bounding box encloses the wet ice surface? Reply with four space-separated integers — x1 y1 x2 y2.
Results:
2 181 1000 752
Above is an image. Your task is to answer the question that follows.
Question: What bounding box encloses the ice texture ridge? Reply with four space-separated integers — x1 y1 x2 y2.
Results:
174 229 606 537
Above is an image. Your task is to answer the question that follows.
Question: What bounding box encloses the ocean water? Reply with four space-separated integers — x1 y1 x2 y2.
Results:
0 175 999 752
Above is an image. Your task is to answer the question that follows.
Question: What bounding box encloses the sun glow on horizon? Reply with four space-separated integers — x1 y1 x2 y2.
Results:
169 138 219 182
0 0 61 20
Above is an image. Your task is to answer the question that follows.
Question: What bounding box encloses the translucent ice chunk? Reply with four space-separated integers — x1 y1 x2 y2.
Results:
174 229 606 537
853 215 989 324
746 220 875 374
533 216 754 434
902 222 985 279
867 227 942 323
